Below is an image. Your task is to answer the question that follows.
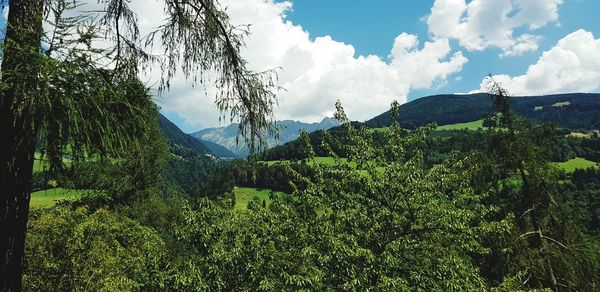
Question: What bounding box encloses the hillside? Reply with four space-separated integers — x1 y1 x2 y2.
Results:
366 93 600 130
191 117 340 156
199 139 238 158
159 114 211 154
158 114 236 158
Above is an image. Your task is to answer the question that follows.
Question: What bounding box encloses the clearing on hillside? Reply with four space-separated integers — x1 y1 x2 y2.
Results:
554 157 598 173
437 119 485 131
234 187 287 210
30 188 87 208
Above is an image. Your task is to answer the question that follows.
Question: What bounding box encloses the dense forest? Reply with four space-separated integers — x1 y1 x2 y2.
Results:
1 0 600 291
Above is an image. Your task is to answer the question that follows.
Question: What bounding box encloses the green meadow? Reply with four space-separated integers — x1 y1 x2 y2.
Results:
233 187 286 210
437 119 485 131
554 157 598 173
30 188 87 208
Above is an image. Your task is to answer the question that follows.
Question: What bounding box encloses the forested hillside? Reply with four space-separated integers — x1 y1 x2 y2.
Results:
20 87 600 291
158 114 212 154
367 93 600 130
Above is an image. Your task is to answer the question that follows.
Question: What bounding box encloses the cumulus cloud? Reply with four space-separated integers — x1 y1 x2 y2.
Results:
71 0 467 128
427 0 562 56
476 29 600 95
153 0 467 128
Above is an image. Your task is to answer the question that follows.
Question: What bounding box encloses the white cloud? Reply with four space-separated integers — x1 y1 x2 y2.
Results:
71 0 467 129
476 29 600 95
427 0 562 56
154 0 467 128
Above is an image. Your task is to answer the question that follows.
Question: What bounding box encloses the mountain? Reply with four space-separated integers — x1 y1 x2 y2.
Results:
159 114 211 154
366 93 600 130
191 117 341 156
158 114 237 158
199 139 238 158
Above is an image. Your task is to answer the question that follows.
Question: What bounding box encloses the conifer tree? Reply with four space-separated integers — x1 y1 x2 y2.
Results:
0 0 278 289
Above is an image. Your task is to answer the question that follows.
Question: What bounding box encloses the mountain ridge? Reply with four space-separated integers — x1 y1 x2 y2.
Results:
366 92 600 130
191 117 341 157
158 114 237 158
258 92 600 161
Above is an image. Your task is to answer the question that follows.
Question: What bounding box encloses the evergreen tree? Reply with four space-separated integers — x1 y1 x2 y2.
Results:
0 0 278 289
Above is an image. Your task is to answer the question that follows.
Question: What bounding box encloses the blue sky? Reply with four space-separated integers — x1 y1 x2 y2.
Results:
2 0 600 133
0 0 6 38
282 0 600 102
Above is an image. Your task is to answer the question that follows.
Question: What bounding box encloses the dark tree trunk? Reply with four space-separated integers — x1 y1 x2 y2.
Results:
0 0 44 290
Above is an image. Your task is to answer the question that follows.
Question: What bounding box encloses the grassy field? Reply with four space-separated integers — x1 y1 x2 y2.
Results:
554 157 598 173
368 120 486 132
437 119 485 131
368 127 389 133
310 157 357 167
30 188 86 208
234 187 287 210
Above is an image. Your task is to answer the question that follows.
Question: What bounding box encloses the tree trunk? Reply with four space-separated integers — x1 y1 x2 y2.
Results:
0 0 44 290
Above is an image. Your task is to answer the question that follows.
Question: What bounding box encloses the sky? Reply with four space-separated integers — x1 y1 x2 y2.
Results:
2 0 600 133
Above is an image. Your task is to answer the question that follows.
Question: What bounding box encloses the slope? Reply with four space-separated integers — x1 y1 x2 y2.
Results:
366 93 600 130
159 113 211 154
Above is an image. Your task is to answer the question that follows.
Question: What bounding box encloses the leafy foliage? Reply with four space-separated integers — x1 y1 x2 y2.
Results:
24 207 166 291
22 94 600 290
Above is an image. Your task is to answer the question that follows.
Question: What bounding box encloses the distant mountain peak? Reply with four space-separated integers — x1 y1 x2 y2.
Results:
319 117 339 126
158 114 236 158
191 117 340 157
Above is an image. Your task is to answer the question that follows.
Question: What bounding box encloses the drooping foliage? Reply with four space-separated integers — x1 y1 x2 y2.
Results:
478 76 600 290
2 0 281 287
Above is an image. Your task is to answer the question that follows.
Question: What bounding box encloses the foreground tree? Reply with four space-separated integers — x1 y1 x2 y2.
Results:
165 101 513 290
0 0 278 289
482 76 600 290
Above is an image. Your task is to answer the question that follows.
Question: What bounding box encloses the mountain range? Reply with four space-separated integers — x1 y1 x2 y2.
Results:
260 92 600 161
161 92 600 158
190 118 340 157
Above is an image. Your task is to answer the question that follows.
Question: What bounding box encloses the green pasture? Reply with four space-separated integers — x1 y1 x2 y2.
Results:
30 188 87 208
234 187 287 210
437 119 485 131
554 157 598 173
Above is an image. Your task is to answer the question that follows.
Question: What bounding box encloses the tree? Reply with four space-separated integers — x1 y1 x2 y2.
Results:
0 0 278 289
483 76 600 290
0 1 46 289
